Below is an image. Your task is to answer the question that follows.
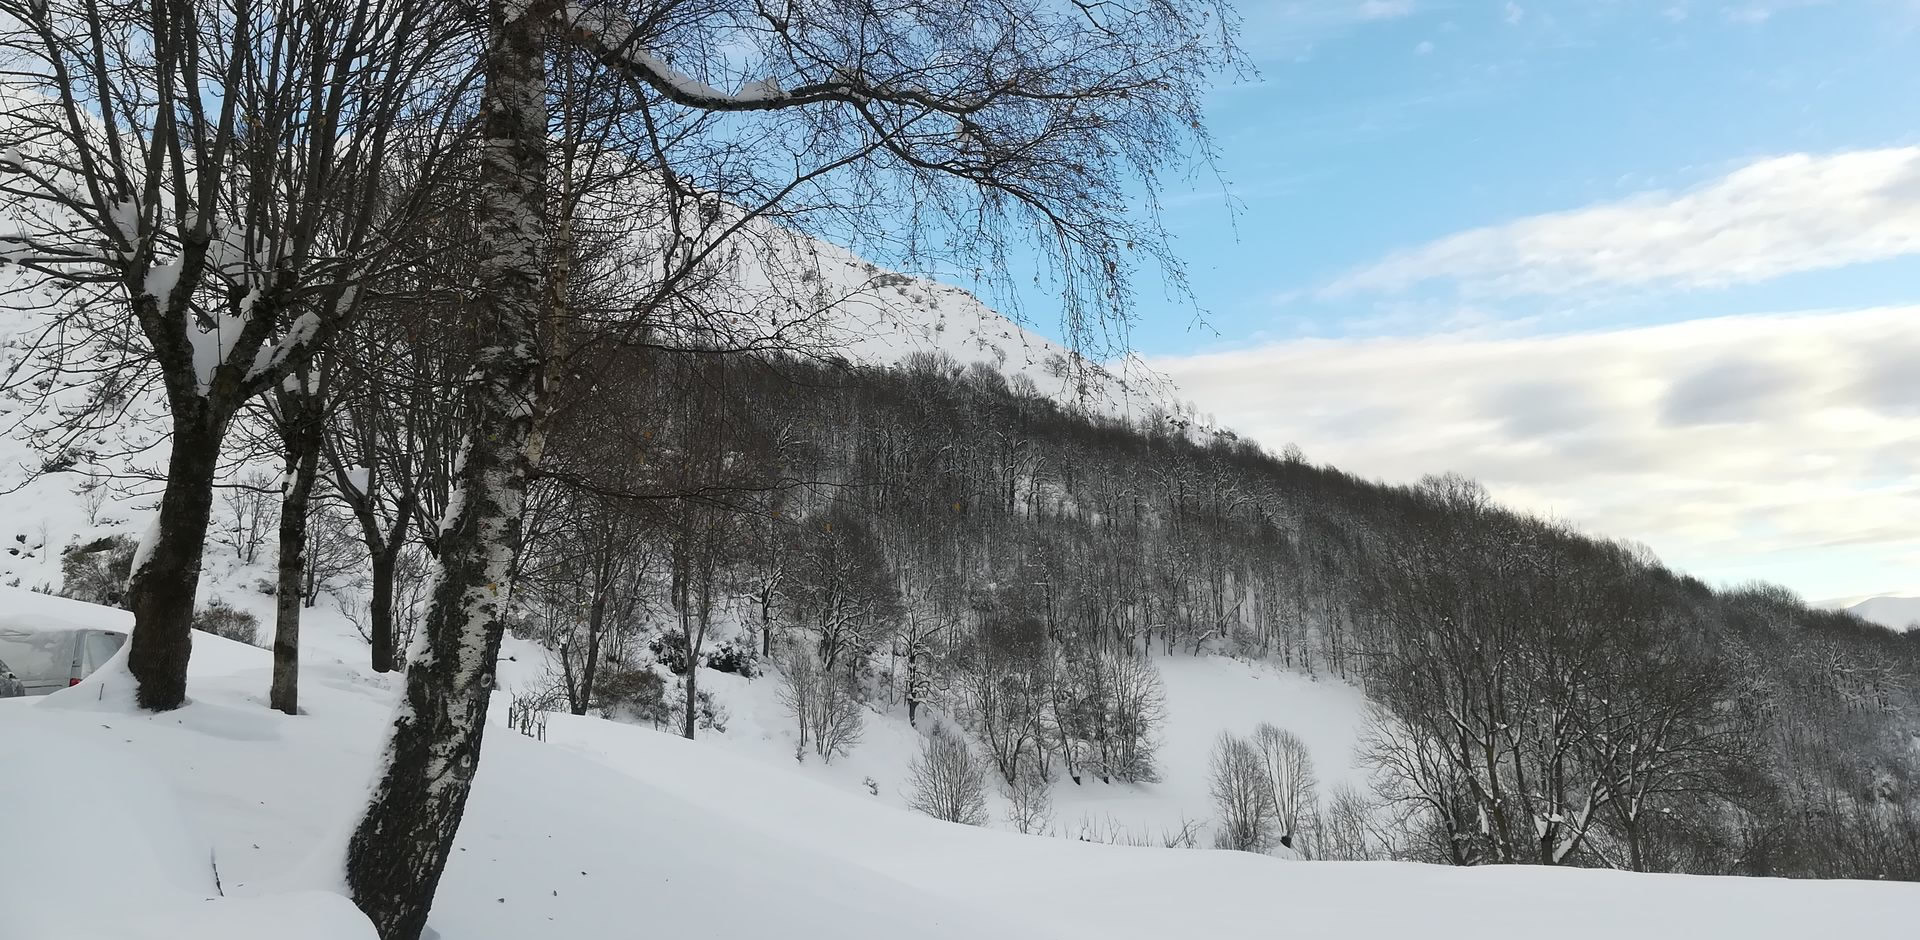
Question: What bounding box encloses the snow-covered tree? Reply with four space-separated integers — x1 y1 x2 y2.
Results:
0 0 471 709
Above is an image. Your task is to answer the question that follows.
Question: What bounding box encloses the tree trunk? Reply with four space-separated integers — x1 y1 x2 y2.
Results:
343 1 550 936
126 403 227 711
369 548 398 673
905 646 919 726
1626 815 1645 872
679 587 698 739
573 581 608 716
682 648 698 739
760 584 775 657
270 395 324 715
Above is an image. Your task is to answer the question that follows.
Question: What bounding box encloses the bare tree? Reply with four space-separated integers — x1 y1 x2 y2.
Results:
322 247 472 673
1004 765 1056 835
909 725 990 826
1318 782 1378 862
1209 730 1276 853
958 613 1050 786
1254 722 1319 853
778 645 864 763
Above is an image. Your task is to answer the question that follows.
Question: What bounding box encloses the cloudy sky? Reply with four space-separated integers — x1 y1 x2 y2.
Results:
1128 2 1920 602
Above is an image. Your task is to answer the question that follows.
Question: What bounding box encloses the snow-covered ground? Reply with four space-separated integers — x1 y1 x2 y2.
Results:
4 587 1918 940
499 635 1375 844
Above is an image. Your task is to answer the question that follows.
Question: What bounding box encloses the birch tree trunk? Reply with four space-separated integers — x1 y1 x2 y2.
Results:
343 1 552 935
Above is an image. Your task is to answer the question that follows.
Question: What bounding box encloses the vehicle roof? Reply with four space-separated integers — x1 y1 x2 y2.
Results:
0 586 133 638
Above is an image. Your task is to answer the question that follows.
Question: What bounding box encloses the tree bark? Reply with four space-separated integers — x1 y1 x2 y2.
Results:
573 576 608 716
678 573 697 739
369 548 398 673
343 0 551 935
270 391 325 715
126 401 227 711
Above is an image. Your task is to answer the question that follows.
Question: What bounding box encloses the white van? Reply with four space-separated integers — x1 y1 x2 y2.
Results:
0 626 127 695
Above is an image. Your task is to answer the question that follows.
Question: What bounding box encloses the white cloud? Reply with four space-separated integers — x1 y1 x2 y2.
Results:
1504 2 1526 24
1722 1 1834 24
1414 39 1435 54
1149 309 1920 599
1324 148 1920 297
1236 1 1422 60
1360 0 1415 19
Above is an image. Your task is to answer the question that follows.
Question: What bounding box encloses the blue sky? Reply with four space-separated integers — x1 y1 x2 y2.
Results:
1144 0 1920 351
1099 2 1920 603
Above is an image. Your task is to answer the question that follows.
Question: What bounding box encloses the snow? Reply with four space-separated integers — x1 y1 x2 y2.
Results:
339 464 372 498
1 695 375 940
249 309 322 382
1828 594 1920 632
186 310 250 395
0 583 135 634
2 589 1915 940
143 258 183 303
705 655 1363 840
497 622 1372 846
719 228 1172 417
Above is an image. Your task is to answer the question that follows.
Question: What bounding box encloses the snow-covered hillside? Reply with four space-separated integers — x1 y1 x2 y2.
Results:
497 627 1374 844
5 587 1917 940
0 225 1164 597
722 229 1172 414
1829 594 1920 632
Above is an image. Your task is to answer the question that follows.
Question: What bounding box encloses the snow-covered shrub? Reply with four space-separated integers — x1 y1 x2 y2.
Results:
193 600 260 647
58 534 135 606
908 726 989 826
667 679 729 734
595 662 667 723
648 629 692 675
703 637 758 677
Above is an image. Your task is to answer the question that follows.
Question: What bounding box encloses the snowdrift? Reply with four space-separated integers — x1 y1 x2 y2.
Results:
1 588 1916 939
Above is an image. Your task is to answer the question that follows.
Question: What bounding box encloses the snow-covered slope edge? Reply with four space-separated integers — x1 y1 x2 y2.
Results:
2 587 1916 940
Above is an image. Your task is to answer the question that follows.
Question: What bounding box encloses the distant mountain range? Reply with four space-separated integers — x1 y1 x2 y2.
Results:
1823 594 1920 632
